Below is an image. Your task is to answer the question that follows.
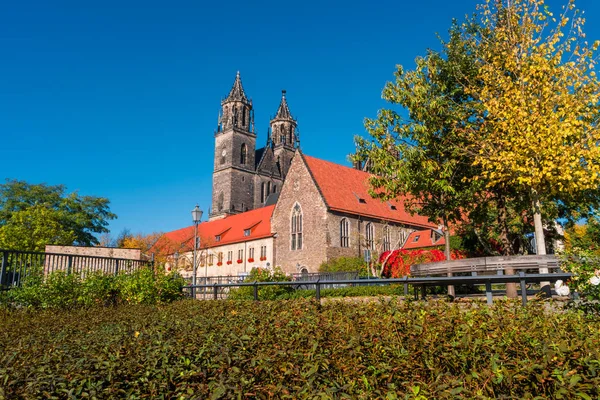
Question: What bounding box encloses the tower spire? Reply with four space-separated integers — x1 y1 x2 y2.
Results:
274 90 293 120
223 71 249 104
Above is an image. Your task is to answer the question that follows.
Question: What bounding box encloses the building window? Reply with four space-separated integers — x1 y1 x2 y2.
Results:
249 247 254 259
413 235 420 242
399 229 408 245
217 192 224 212
244 229 250 236
215 235 221 242
240 143 247 165
227 251 233 262
383 226 391 252
267 182 271 196
365 222 374 250
218 252 223 263
260 245 267 259
237 249 243 260
340 218 349 248
220 148 226 165
208 254 214 264
291 204 303 250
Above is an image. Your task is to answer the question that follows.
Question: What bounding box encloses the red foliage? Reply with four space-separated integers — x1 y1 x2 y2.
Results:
380 249 467 278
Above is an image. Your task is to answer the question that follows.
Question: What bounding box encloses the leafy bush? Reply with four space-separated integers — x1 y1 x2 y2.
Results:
380 249 467 278
2 268 185 309
277 284 405 299
228 267 293 300
1 300 599 398
558 248 600 315
319 256 370 277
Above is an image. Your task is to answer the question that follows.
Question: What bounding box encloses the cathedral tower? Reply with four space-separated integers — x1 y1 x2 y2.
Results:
270 90 299 179
210 72 257 220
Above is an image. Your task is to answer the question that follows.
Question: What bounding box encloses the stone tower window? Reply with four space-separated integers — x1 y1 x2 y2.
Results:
240 143 247 165
340 218 349 248
217 192 224 212
291 204 303 250
261 182 266 203
242 107 246 128
220 148 226 165
365 222 374 250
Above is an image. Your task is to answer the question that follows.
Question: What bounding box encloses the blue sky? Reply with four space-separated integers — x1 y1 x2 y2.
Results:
2 0 600 237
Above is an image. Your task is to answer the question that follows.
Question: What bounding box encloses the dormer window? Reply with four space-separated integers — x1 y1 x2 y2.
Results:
215 235 221 242
244 229 251 237
413 235 420 242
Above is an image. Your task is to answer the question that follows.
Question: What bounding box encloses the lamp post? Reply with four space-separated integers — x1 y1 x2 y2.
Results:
191 204 203 298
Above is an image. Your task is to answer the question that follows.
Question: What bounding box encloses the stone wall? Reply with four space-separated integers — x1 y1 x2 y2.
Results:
272 152 329 274
45 245 142 260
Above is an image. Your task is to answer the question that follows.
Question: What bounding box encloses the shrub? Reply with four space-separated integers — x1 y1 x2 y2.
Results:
228 267 293 300
1 300 599 398
558 248 600 315
380 249 467 278
2 268 185 309
319 256 370 277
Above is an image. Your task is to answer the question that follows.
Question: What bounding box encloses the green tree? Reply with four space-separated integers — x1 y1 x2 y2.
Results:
0 179 116 251
462 0 600 260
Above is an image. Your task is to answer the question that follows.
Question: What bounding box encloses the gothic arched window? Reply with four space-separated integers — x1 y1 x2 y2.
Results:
217 192 224 212
240 143 247 165
340 218 349 248
291 204 303 250
365 222 374 250
383 226 391 252
261 182 266 203
242 107 246 128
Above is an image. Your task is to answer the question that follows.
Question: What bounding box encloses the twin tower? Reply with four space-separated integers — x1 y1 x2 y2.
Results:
210 72 300 220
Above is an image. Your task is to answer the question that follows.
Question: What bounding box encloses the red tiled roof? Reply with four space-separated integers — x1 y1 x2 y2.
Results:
402 229 445 250
152 205 275 254
302 154 436 228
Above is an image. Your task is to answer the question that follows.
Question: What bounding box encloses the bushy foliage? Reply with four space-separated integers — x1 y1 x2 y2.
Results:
380 249 467 278
1 300 599 398
2 268 185 309
277 284 405 299
319 256 369 277
228 267 293 300
558 248 600 315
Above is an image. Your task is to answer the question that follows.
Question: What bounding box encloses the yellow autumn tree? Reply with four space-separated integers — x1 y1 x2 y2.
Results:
463 0 600 264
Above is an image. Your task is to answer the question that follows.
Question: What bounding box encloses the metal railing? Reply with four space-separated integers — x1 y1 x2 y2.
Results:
411 254 561 276
0 249 154 290
183 272 573 306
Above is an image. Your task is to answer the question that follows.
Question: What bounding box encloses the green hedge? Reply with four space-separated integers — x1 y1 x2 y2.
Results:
1 268 186 309
1 299 599 398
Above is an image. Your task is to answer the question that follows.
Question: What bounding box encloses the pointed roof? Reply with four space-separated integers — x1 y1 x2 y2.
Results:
223 71 249 104
301 154 436 229
272 90 294 121
402 229 445 250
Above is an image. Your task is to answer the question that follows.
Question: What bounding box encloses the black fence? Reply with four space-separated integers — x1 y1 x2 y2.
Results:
0 249 154 290
184 272 574 306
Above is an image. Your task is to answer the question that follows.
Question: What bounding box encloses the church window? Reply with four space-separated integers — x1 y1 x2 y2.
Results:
217 192 224 212
240 143 247 165
291 204 303 250
365 222 374 250
220 148 226 165
261 182 266 203
399 229 408 245
242 107 246 128
267 182 271 196
383 226 391 252
273 185 276 193
340 218 349 247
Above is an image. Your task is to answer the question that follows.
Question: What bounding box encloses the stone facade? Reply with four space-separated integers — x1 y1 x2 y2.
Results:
45 245 142 260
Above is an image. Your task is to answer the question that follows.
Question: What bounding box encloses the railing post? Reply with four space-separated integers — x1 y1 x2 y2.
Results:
315 279 321 302
485 280 493 305
403 276 408 296
253 281 258 301
0 251 7 288
67 255 73 275
519 271 527 306
213 283 218 300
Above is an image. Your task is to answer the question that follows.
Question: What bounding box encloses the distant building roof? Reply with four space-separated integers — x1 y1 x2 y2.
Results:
302 154 436 229
402 229 445 250
152 205 275 255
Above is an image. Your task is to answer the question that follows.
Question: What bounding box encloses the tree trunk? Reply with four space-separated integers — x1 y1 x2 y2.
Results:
532 191 551 296
444 217 455 298
497 194 517 298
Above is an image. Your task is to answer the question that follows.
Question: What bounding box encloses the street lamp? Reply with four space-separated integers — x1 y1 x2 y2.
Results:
191 204 203 298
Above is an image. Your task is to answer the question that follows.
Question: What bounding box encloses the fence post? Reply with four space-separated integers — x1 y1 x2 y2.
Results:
67 255 73 275
253 281 258 301
114 259 120 276
213 283 218 300
0 251 6 288
519 271 527 306
485 280 493 305
403 276 408 296
315 279 321 302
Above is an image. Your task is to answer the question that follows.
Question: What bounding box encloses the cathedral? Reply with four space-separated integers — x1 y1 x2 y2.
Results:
155 72 443 276
210 72 298 220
